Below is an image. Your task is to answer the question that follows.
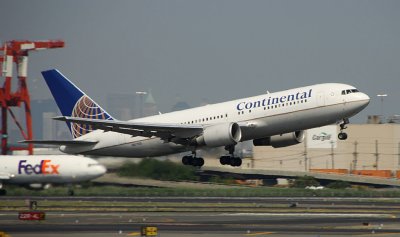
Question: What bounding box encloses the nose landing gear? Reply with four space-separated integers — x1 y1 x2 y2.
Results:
338 118 349 140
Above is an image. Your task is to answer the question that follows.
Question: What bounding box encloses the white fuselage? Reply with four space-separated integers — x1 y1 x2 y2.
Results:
61 83 370 157
0 155 106 184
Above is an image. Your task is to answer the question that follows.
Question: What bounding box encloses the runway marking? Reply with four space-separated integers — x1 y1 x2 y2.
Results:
245 232 275 236
126 232 140 236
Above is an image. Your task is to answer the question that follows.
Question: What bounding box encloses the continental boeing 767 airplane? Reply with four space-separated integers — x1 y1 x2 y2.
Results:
24 69 370 167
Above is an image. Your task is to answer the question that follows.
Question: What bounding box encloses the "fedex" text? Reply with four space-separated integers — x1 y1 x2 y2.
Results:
18 160 60 175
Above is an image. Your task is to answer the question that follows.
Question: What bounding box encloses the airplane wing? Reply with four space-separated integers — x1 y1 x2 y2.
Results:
20 140 98 146
54 116 204 141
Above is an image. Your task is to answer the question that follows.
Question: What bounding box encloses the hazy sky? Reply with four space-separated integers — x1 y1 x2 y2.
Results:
1 0 399 123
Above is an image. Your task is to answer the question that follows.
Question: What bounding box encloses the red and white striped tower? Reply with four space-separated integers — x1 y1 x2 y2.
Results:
0 40 65 154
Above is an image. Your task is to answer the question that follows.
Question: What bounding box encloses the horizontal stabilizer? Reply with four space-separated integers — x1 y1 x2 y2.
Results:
19 140 98 146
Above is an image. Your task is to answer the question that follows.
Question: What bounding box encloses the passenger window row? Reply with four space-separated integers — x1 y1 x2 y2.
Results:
182 114 228 124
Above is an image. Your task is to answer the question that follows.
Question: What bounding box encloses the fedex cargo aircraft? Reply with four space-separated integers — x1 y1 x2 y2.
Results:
24 69 370 167
0 155 106 195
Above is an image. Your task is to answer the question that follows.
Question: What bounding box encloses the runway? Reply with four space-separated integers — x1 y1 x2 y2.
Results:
1 197 400 237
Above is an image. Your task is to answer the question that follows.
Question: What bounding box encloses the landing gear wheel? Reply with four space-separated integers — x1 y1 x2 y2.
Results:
219 155 231 165
193 157 205 167
182 155 193 165
220 145 243 167
220 156 242 167
182 154 204 167
230 157 242 167
338 132 348 140
0 189 7 196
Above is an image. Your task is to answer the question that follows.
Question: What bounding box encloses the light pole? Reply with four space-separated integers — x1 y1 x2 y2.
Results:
136 91 147 118
377 94 388 123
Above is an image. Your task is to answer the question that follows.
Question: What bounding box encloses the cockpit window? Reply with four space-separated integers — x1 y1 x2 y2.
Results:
341 89 359 95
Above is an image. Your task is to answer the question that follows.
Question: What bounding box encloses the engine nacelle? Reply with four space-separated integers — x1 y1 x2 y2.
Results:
196 123 242 147
253 130 305 148
26 183 51 190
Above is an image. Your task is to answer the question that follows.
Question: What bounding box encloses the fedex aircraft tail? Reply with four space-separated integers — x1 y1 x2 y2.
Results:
42 69 114 139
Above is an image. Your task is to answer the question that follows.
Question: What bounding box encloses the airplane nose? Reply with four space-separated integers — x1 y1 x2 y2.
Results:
98 165 107 175
361 92 371 105
94 164 107 177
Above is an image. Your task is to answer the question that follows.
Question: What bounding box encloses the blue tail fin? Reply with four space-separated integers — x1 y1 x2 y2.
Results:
42 69 114 139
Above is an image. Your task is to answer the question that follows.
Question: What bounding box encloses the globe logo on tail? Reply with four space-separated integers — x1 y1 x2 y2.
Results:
71 95 112 138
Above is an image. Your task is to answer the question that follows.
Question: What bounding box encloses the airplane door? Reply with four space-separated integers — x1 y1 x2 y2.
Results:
317 93 325 106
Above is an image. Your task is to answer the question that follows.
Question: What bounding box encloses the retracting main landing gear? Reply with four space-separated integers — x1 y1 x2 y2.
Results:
182 151 205 167
219 145 242 167
338 118 349 140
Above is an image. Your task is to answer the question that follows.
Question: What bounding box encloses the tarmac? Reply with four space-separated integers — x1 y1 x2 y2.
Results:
1 197 400 237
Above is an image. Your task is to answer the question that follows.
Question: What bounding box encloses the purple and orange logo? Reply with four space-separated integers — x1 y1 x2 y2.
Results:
18 160 60 175
71 95 113 138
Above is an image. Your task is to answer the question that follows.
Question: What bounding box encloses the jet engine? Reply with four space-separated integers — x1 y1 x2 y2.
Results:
27 183 52 190
196 123 242 147
253 130 305 148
